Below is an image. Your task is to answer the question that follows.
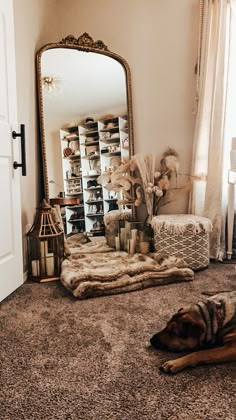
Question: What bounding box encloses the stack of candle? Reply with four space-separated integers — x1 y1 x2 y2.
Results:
117 220 152 255
31 250 55 278
33 240 55 277
117 226 139 255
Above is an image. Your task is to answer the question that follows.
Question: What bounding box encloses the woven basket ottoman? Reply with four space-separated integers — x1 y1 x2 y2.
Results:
151 214 212 270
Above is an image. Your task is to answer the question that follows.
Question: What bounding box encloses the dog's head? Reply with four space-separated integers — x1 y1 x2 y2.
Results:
150 307 206 352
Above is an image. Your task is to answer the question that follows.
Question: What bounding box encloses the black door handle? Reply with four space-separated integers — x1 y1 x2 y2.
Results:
12 124 27 176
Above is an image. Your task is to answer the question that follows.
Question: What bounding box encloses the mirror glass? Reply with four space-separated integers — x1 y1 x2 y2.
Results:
37 34 134 236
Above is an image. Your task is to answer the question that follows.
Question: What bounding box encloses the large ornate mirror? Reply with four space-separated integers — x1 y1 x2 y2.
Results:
36 33 134 236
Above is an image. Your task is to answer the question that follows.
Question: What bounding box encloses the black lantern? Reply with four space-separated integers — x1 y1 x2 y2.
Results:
27 199 64 282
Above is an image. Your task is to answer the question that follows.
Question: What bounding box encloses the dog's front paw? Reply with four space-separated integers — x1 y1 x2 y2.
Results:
161 359 184 374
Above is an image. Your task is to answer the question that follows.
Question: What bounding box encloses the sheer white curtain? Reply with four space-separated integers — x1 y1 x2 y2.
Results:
189 0 235 260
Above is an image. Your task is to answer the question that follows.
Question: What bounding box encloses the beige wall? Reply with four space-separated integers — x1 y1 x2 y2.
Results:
55 0 199 213
13 0 58 270
13 0 199 268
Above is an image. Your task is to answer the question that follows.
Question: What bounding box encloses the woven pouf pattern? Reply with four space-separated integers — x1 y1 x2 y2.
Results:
151 214 212 270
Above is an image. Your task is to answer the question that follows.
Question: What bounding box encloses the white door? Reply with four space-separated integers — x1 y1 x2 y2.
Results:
0 0 24 301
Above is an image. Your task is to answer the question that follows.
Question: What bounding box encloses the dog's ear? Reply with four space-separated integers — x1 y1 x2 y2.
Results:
181 320 204 338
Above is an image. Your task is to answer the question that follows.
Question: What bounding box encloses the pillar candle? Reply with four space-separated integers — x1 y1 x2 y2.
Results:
131 229 138 240
31 260 39 277
115 236 121 251
131 229 137 252
46 253 54 276
129 238 135 255
40 240 48 257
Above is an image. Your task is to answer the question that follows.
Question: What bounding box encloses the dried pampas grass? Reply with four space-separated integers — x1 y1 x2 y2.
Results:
97 157 142 209
153 147 180 215
97 173 111 185
97 148 183 218
160 147 179 174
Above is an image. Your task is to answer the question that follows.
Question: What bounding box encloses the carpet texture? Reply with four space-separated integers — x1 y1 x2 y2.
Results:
1 262 236 419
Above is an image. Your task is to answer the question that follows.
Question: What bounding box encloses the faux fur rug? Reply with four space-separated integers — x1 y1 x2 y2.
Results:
64 233 114 255
61 251 194 299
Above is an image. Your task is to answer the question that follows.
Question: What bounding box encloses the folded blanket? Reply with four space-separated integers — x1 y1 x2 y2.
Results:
60 250 194 299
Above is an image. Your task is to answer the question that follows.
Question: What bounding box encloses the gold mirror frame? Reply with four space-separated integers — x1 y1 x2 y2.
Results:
36 32 134 202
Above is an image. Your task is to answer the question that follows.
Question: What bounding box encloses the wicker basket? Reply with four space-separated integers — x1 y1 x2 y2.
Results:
151 214 212 270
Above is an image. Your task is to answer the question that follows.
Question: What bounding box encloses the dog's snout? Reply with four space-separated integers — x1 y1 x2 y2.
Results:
150 334 157 347
150 334 166 350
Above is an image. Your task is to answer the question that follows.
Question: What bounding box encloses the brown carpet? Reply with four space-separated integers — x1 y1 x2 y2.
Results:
1 262 236 420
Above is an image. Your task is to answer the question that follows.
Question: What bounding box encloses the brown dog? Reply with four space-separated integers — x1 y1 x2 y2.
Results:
150 291 236 373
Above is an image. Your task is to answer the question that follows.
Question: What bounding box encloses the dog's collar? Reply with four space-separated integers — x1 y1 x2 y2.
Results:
215 302 224 329
195 300 224 343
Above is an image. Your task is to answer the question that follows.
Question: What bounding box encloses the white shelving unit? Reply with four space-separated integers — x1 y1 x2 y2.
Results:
59 127 84 235
99 116 129 216
79 121 104 235
59 115 131 236
65 204 85 235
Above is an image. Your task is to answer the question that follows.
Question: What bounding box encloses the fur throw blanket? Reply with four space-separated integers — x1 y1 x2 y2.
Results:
61 250 194 299
64 233 114 256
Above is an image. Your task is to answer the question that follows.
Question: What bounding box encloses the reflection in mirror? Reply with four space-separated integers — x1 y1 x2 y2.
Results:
37 34 134 237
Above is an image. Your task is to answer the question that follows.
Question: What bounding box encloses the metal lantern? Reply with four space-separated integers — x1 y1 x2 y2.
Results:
27 199 64 282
